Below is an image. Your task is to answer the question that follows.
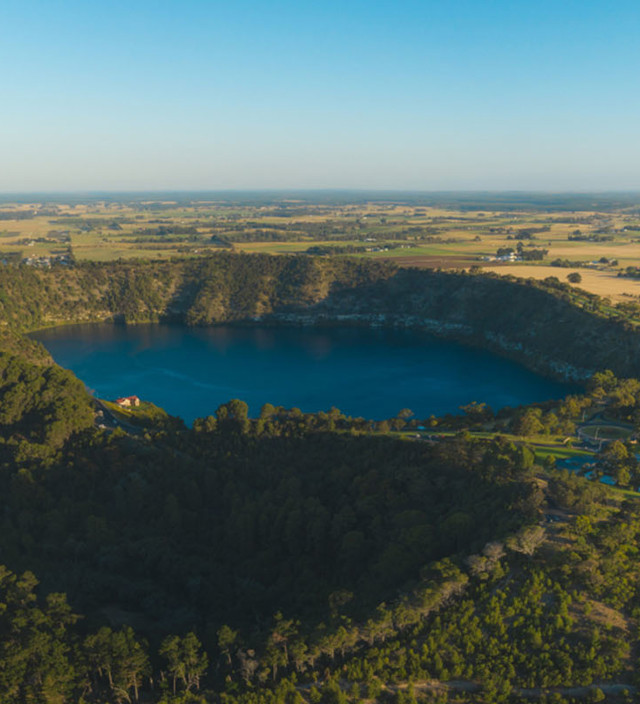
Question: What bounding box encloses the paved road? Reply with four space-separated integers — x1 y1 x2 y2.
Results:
94 399 143 435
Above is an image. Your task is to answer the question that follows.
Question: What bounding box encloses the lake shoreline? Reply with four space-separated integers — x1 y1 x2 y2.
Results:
31 322 578 424
28 310 592 384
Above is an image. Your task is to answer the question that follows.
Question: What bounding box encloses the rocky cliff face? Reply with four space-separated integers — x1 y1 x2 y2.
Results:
0 255 393 328
279 269 638 380
1 254 638 380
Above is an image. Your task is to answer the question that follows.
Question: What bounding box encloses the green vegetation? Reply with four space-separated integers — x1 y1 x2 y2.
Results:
0 254 394 329
0 351 94 459
2 380 640 702
5 201 640 700
101 399 184 431
1 253 640 382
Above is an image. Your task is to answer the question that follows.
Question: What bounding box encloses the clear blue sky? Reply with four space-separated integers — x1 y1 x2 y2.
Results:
2 0 639 191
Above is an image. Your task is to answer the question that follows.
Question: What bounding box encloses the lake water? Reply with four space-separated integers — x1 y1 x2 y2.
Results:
32 323 575 423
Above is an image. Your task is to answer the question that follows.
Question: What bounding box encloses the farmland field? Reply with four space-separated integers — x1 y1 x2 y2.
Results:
481 265 640 302
3 192 640 304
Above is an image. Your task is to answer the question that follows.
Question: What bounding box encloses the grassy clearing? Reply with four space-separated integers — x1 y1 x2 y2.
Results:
412 430 590 457
102 399 173 426
580 425 632 440
532 443 594 460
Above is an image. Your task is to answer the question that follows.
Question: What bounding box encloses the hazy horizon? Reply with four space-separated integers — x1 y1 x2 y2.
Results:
3 0 640 191
3 188 640 196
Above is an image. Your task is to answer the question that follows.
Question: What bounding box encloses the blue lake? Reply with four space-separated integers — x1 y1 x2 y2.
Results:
32 323 576 423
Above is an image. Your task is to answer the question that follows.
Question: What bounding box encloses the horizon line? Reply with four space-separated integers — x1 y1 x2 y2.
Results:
2 188 640 196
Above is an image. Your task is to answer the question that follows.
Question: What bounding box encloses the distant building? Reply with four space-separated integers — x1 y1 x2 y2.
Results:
22 253 72 268
115 396 141 408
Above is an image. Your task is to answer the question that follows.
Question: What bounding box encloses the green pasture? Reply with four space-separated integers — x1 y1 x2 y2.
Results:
579 424 632 440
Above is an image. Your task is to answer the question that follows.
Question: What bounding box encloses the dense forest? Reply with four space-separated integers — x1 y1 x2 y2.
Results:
2 363 640 703
4 254 640 702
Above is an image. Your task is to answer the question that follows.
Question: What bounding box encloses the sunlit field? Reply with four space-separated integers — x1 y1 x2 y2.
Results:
3 196 640 304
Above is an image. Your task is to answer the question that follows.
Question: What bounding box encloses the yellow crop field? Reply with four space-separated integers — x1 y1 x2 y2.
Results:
482 265 640 301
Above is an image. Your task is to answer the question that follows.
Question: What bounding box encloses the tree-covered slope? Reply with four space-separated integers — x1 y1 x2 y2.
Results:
0 255 394 329
0 352 94 461
1 254 640 379
0 406 639 704
1 426 537 633
4 253 640 702
307 268 640 379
